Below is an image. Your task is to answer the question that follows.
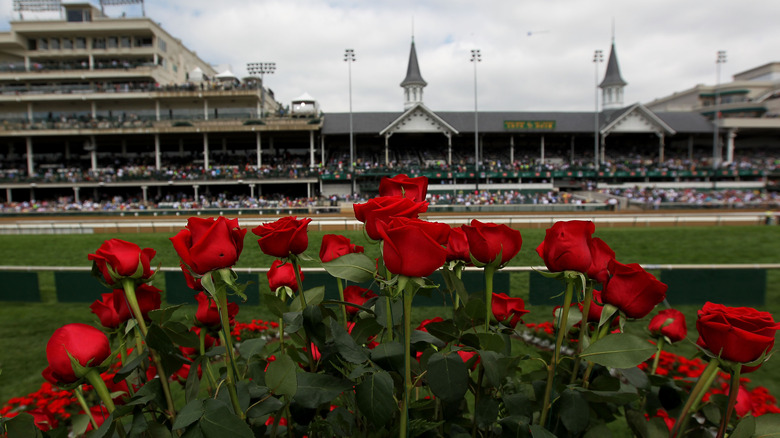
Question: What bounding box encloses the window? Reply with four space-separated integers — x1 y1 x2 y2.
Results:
28 39 37 50
135 37 152 47
93 38 106 49
50 38 60 50
39 38 48 50
121 36 131 48
108 37 118 48
158 38 167 52
76 37 86 49
62 38 73 49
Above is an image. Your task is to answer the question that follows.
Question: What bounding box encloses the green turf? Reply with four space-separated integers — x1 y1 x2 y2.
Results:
1 226 779 406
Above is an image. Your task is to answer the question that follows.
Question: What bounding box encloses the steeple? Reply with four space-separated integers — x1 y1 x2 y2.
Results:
599 40 627 110
401 38 427 109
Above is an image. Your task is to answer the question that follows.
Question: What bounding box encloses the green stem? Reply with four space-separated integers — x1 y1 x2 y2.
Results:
539 277 574 427
117 347 135 397
453 263 463 310
717 366 741 438
399 286 413 438
84 368 116 415
386 296 394 342
278 317 285 351
336 277 348 329
570 283 593 384
213 272 244 419
670 358 720 438
650 337 665 375
471 365 485 438
74 386 99 430
121 279 176 422
199 328 218 393
291 256 307 310
484 264 496 331
582 317 614 388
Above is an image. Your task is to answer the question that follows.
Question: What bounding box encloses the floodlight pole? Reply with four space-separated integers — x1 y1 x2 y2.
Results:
247 62 276 118
712 50 726 169
471 49 481 192
593 50 603 169
344 49 356 195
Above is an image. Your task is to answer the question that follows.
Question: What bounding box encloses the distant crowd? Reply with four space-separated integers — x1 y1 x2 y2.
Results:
601 187 780 208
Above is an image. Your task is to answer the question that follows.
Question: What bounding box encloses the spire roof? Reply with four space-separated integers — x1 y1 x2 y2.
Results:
599 42 627 88
400 39 427 87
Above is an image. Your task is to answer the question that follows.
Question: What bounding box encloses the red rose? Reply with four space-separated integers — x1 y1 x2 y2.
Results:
46 323 111 384
194 291 239 329
267 260 303 292
462 219 522 266
378 174 428 202
343 285 377 315
535 220 594 273
171 216 247 275
456 349 480 370
90 293 122 329
417 317 444 332
88 238 156 285
112 284 161 323
445 226 471 263
252 216 312 258
491 292 530 328
376 217 449 278
648 308 687 343
696 302 780 372
601 260 668 319
353 196 428 241
181 327 216 358
586 238 616 284
27 407 57 432
181 262 203 291
319 234 364 263
578 289 619 326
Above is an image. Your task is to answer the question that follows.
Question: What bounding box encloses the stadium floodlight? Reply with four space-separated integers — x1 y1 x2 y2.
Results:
247 62 276 118
470 49 481 191
593 49 604 168
344 49 356 194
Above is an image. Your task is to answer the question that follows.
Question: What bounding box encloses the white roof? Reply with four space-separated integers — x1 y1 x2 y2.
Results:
215 70 238 79
293 92 316 102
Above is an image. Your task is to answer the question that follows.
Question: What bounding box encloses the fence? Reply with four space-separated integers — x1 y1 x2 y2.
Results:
1 264 775 307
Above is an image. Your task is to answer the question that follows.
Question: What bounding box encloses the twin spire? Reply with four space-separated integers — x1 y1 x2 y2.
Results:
401 38 426 109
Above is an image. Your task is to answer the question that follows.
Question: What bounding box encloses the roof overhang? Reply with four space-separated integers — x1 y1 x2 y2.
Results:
379 103 458 137
601 103 676 136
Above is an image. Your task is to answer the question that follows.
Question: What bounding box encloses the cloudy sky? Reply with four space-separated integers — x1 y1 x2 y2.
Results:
2 0 779 114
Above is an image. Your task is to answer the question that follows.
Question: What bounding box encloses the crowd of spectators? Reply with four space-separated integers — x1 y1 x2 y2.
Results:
601 187 780 208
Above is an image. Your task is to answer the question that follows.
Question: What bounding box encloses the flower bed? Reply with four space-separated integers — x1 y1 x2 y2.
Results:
1 173 779 437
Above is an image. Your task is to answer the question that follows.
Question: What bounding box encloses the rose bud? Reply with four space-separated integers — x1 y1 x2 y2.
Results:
462 219 522 266
319 234 364 263
648 308 687 343
267 260 303 293
601 260 667 319
353 196 428 241
696 302 780 372
90 293 122 329
252 216 312 258
45 323 111 384
343 285 377 315
378 174 428 202
194 291 239 329
88 238 156 285
170 216 247 275
112 284 162 323
536 220 595 273
491 292 530 328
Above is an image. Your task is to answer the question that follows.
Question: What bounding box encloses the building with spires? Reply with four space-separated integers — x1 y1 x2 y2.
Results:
0 4 773 211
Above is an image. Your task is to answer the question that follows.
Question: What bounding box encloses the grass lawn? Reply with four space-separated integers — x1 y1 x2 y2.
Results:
0 225 779 406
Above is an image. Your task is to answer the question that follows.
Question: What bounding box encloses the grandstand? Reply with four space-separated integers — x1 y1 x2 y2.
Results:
0 2 778 213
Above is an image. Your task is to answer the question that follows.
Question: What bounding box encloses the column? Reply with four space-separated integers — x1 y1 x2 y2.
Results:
600 134 607 165
193 185 199 201
179 138 185 157
256 131 262 167
510 135 515 164
320 134 325 167
90 136 97 171
73 186 80 203
141 186 148 203
540 135 545 165
91 102 97 119
726 129 737 164
203 133 209 169
27 103 33 123
249 184 256 199
447 134 452 166
5 188 11 203
154 134 161 169
658 133 665 164
570 136 575 163
309 131 315 168
25 137 34 176
384 134 389 166
203 99 209 121
155 100 160 122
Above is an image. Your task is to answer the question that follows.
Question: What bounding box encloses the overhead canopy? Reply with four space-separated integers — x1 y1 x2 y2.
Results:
293 92 316 102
